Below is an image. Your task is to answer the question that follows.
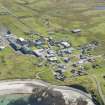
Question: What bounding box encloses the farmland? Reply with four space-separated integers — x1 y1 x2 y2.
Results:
0 0 105 104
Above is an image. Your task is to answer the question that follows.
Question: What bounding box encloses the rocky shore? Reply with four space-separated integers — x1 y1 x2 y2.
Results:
0 80 95 105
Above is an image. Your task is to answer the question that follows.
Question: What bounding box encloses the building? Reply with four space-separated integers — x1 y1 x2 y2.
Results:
4 30 12 37
64 58 70 63
7 36 16 43
25 31 40 35
18 37 25 42
7 30 11 34
48 31 55 35
61 41 70 48
47 49 55 55
46 54 55 58
72 29 81 33
10 42 21 51
21 47 32 54
0 46 5 50
34 39 45 46
77 59 86 64
60 48 74 55
17 37 28 46
48 57 57 62
46 49 56 57
55 72 65 81
33 49 45 57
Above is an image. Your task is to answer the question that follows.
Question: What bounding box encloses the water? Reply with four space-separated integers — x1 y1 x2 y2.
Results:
0 94 29 105
96 6 105 10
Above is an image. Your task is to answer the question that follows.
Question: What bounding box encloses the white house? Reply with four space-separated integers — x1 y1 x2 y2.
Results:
61 41 70 48
72 29 81 33
0 46 5 50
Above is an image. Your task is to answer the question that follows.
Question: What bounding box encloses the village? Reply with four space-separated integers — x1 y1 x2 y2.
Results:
0 29 100 81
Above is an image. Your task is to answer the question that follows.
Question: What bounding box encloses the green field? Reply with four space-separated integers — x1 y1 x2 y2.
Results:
0 0 105 104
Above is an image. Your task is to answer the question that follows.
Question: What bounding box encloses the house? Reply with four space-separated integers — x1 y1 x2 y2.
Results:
0 46 5 50
71 69 79 77
80 54 87 59
88 58 95 62
46 54 55 58
48 57 57 62
72 29 81 33
60 48 74 55
57 64 66 72
25 31 40 35
55 69 63 74
64 58 70 63
47 49 55 55
72 63 77 67
47 49 56 57
7 30 11 34
48 39 55 46
18 37 25 42
73 72 79 77
21 47 32 54
48 31 55 35
4 30 12 37
34 39 45 47
7 36 16 43
55 72 65 81
10 42 21 51
34 40 42 46
71 69 76 73
65 48 74 54
33 49 45 57
17 37 28 46
77 60 85 64
61 41 70 48
47 37 55 46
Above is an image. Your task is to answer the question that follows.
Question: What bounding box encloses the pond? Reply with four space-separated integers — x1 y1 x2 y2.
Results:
96 6 105 10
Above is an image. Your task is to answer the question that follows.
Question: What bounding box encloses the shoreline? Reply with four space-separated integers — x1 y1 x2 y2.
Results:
0 79 95 105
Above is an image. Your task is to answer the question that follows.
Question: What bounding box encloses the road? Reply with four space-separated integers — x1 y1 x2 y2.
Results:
92 75 105 105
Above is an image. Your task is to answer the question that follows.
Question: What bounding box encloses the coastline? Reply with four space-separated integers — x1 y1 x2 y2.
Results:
0 79 95 105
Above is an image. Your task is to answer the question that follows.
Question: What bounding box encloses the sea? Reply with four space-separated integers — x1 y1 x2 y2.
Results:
0 94 30 105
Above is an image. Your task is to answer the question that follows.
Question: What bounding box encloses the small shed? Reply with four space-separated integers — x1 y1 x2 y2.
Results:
17 37 28 46
35 40 42 45
48 57 57 62
33 49 44 57
7 30 11 34
10 42 21 51
18 37 25 42
64 58 70 63
0 46 5 50
21 47 32 54
61 48 74 54
61 41 70 48
72 29 81 33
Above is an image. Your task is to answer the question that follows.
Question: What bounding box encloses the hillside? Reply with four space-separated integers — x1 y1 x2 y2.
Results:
0 0 105 104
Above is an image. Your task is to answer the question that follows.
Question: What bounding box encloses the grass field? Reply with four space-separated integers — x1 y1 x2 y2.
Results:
0 0 105 104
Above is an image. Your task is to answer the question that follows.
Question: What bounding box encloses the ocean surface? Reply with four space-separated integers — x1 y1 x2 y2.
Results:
0 94 30 105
